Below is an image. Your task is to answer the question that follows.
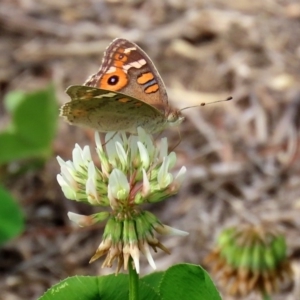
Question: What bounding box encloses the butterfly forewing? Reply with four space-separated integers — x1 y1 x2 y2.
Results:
61 38 183 134
84 38 169 114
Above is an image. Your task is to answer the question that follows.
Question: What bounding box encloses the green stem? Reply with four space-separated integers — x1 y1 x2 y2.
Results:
262 292 271 300
128 258 139 300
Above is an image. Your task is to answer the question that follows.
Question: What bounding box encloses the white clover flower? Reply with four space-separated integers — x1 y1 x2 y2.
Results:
115 142 128 170
137 141 150 169
108 169 130 201
72 144 91 170
157 157 173 189
57 127 188 273
57 174 78 200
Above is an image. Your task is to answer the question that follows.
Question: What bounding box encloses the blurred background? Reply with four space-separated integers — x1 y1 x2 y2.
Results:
1 0 300 299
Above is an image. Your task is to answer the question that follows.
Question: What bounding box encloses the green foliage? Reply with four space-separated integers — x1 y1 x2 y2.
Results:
0 85 57 164
0 186 24 245
0 85 58 244
217 225 288 272
142 264 221 300
39 264 221 300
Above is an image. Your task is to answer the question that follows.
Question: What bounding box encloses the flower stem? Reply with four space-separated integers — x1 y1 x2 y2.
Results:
128 258 139 300
262 292 271 300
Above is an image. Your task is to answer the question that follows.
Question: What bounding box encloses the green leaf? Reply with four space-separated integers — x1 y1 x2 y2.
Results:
0 85 57 164
3 91 25 114
0 132 44 163
40 276 100 300
39 265 220 300
0 186 24 245
141 271 164 293
139 280 160 300
39 274 161 300
98 274 129 299
159 264 221 300
39 275 128 300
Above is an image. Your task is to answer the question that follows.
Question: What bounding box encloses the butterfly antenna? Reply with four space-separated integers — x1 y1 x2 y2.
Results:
180 96 233 112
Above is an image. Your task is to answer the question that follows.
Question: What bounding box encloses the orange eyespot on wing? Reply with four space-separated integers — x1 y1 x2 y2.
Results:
113 49 128 67
98 68 129 91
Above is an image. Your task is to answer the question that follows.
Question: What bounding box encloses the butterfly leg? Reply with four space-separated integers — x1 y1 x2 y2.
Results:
102 131 118 147
169 127 182 152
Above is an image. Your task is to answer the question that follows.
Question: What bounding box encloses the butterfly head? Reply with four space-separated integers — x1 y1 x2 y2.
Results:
166 109 185 128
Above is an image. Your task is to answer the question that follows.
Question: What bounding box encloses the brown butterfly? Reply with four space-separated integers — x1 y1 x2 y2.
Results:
61 38 184 134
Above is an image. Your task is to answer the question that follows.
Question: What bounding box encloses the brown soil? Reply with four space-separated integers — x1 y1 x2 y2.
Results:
1 1 300 299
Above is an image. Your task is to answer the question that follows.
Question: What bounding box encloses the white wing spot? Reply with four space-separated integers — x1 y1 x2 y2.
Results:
130 59 146 69
123 64 131 72
94 92 117 98
124 47 136 53
138 59 147 66
106 66 117 74
123 59 147 71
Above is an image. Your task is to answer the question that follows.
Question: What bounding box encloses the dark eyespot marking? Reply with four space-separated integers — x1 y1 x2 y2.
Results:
118 54 124 59
108 75 119 85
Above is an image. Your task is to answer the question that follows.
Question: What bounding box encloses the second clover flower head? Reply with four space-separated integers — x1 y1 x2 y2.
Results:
57 128 188 273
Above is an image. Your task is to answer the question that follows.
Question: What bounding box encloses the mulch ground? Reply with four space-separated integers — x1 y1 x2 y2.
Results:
1 1 300 299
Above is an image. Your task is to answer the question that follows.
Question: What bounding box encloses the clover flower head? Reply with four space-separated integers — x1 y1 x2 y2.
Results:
205 223 293 297
57 128 188 273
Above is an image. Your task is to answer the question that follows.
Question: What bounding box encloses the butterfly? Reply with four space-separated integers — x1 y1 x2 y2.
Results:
60 38 184 134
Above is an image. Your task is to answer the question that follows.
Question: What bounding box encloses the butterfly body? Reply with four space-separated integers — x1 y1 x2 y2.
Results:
61 38 184 134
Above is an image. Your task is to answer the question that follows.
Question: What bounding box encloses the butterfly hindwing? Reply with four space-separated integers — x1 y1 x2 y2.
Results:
61 85 165 133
